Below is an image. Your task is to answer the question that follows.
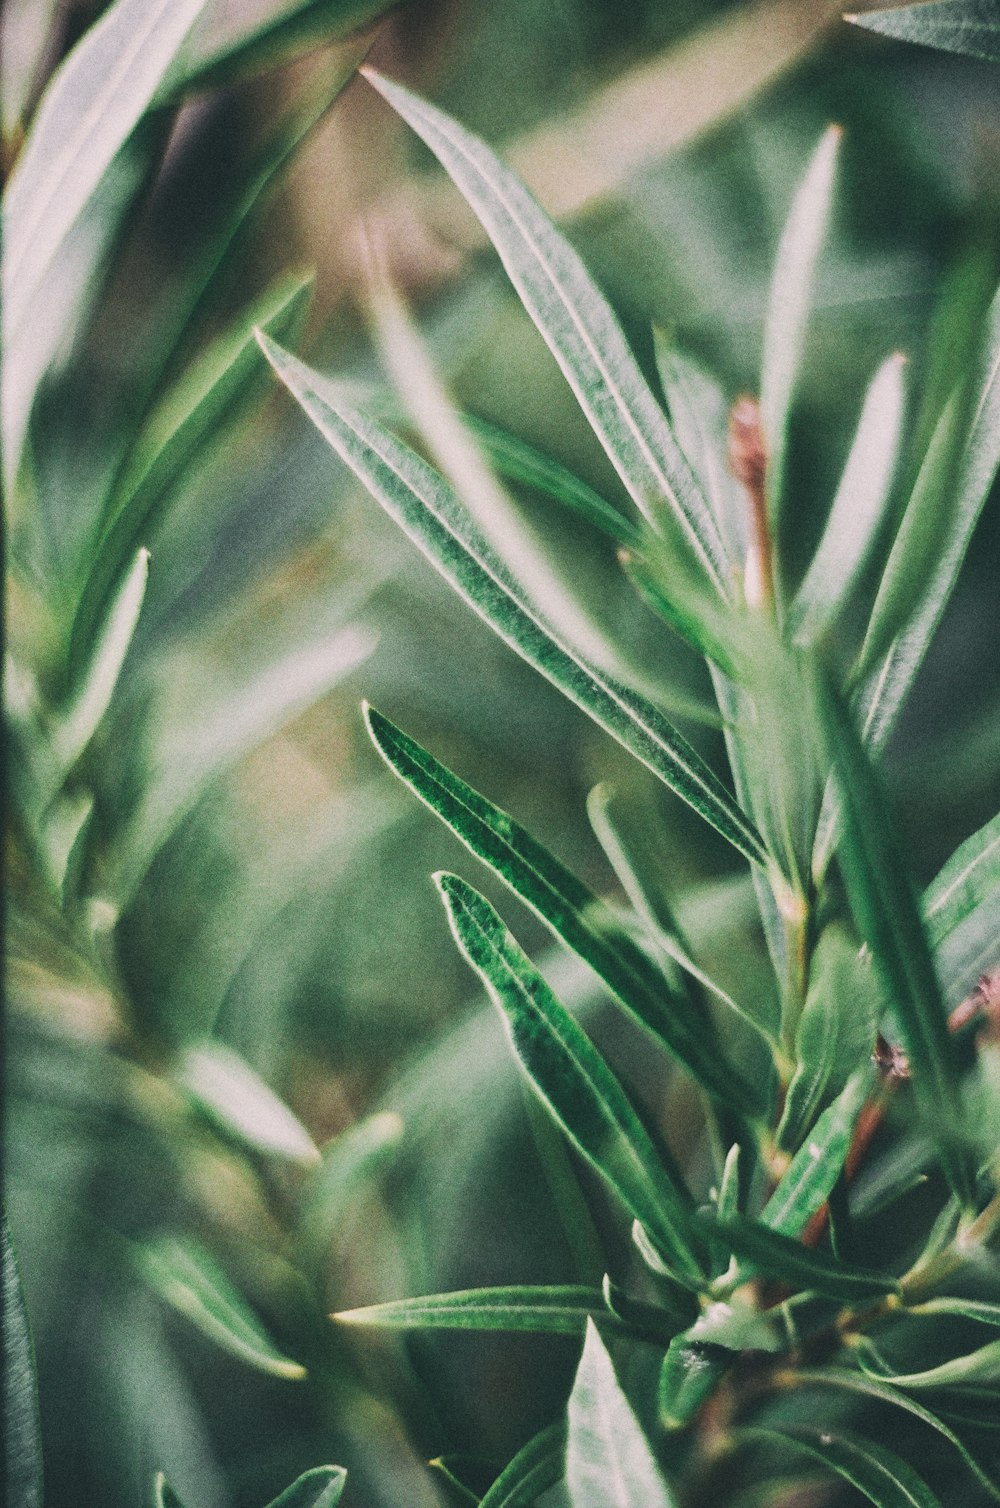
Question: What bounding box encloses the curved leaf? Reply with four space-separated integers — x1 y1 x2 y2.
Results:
361 69 727 589
267 1466 347 1508
740 1424 943 1508
334 1285 626 1337
861 1338 1000 1391
174 0 389 94
567 1318 677 1508
764 1070 870 1236
437 873 704 1284
258 335 766 865
480 1423 566 1508
704 1212 901 1300
178 1042 320 1165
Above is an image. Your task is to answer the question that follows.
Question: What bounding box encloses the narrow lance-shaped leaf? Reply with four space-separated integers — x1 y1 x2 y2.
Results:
480 1423 567 1508
437 873 704 1284
847 1 1000 63
334 1286 629 1338
260 334 766 865
266 1466 347 1508
178 1042 320 1166
173 0 390 94
923 807 1000 1006
760 126 840 539
3 1217 43 1508
135 1237 307 1380
361 68 728 590
860 1338 1000 1391
762 1070 870 1236
814 669 974 1204
789 353 906 647
2 0 209 486
365 705 763 1115
703 1212 901 1300
738 1424 944 1508
567 1318 677 1508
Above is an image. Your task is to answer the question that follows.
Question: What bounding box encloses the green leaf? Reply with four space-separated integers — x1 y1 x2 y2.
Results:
861 1339 1000 1390
794 1367 1000 1504
56 547 148 772
464 415 640 550
334 1285 626 1337
703 1213 901 1300
154 1475 186 1508
740 1424 943 1508
361 68 727 589
764 1071 870 1236
788 354 906 646
295 1111 405 1268
814 671 974 1203
2 1217 43 1508
259 335 766 866
658 1334 731 1431
365 706 762 1114
1 0 209 488
778 922 882 1151
858 282 1000 753
437 874 704 1285
923 808 1000 1006
429 1458 482 1507
760 127 840 539
135 1236 306 1380
567 1318 677 1508
178 1042 320 1165
72 273 313 670
266 1466 347 1508
908 1297 1000 1327
847 1 1000 62
480 1423 566 1508
174 0 390 94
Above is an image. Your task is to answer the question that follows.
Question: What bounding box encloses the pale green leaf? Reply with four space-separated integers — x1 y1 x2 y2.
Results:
760 127 840 536
908 1297 1000 1326
763 1070 870 1236
266 1466 347 1508
334 1286 625 1337
2 0 209 487
136 1236 306 1380
361 68 727 588
295 1111 405 1268
259 334 766 865
740 1424 943 1508
437 874 704 1285
2 1217 43 1508
567 1318 676 1508
480 1423 567 1508
923 808 1000 1006
56 547 148 772
788 353 906 646
861 1338 1000 1390
847 1 1000 62
365 706 762 1114
178 1042 320 1166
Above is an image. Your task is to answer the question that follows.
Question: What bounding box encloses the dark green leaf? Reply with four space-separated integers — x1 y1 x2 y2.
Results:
567 1318 677 1507
361 69 728 589
365 707 762 1113
764 1071 870 1236
266 1466 347 1508
848 1 1000 63
334 1285 626 1337
659 1334 731 1431
259 336 766 865
480 1423 566 1508
437 874 704 1285
703 1213 900 1300
174 0 389 94
739 1424 943 1507
815 670 974 1203
2 1217 43 1508
154 1475 186 1508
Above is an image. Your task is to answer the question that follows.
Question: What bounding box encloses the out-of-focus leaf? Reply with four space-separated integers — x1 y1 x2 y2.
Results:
465 415 640 549
334 1286 628 1337
815 671 974 1203
259 335 766 866
847 1 1000 62
155 1475 186 1508
266 1466 347 1508
861 1339 1000 1390
361 69 727 590
858 283 1000 753
739 1424 943 1508
437 874 704 1285
764 1071 870 1236
794 1367 1000 1504
778 922 881 1150
2 1216 43 1508
173 0 388 94
788 354 906 646
923 808 1000 1007
178 1041 320 1165
1 0 208 489
567 1318 676 1507
295 1111 404 1267
365 707 762 1114
703 1213 900 1300
480 1423 566 1508
908 1297 1000 1326
56 547 148 773
72 274 313 669
135 1236 306 1380
760 127 840 539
